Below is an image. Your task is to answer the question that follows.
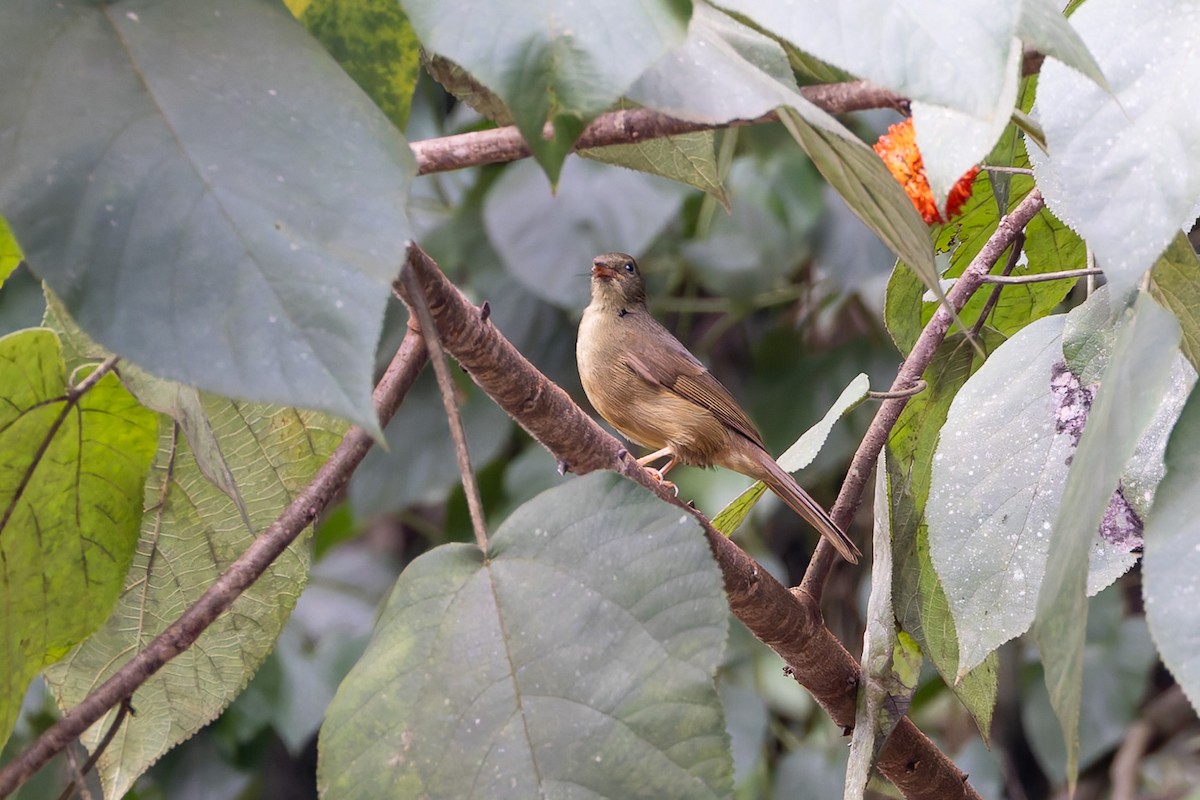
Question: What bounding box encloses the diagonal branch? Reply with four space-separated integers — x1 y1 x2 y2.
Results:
0 329 430 798
394 243 982 800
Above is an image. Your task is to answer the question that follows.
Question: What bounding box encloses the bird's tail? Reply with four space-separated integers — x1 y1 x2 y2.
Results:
756 456 861 564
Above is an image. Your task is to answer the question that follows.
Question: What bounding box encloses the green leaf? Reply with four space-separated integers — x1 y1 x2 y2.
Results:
580 131 729 207
422 53 514 124
946 168 1083 333
288 0 422 131
887 167 1084 356
883 259 928 356
712 374 868 536
1145 380 1200 715
1061 286 1125 384
482 157 689 310
318 474 732 799
1027 0 1200 297
565 1 945 304
927 314 1142 676
1035 292 1180 789
846 452 919 799
0 0 415 436
627 2 806 123
778 108 937 292
910 40 1021 209
888 338 998 739
401 0 691 183
44 396 343 798
0 216 20 286
1149 231 1200 374
681 151 823 300
1060 286 1196 523
0 329 157 751
44 289 249 511
720 0 1022 118
41 286 345 800
1017 0 1110 91
986 75 1040 214
784 43 857 85
1022 588 1158 783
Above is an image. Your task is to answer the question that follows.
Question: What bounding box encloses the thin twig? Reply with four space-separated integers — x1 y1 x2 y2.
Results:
969 232 1025 339
868 380 927 400
61 746 92 800
0 330 430 798
71 355 120 397
399 266 489 550
1110 719 1152 800
54 700 133 800
980 267 1101 285
800 190 1046 593
981 165 1035 176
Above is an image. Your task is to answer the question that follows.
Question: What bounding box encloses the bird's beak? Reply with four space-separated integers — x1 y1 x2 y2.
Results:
591 262 618 282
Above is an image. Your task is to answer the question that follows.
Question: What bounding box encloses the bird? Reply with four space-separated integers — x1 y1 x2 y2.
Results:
576 253 861 564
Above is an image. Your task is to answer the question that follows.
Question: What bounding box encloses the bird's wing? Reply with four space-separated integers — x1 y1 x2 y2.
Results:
625 343 766 449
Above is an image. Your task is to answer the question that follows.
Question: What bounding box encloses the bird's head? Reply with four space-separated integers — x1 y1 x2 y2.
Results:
590 253 646 307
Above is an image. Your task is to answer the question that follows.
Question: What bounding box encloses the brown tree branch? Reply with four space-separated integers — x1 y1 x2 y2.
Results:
410 50 1052 178
800 189 1046 593
394 243 982 800
0 329 430 798
411 81 904 175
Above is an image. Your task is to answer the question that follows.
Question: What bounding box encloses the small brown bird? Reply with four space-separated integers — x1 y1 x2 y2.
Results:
576 253 860 563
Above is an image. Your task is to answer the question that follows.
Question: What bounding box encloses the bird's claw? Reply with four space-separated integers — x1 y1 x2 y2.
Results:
644 467 679 496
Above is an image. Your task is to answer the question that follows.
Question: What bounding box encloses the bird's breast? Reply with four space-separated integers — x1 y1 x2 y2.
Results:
577 307 729 465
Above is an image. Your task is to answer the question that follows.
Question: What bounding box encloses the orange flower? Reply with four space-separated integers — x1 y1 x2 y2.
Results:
873 118 978 224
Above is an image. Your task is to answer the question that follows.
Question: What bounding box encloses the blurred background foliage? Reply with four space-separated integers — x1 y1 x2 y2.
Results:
2 39 1196 800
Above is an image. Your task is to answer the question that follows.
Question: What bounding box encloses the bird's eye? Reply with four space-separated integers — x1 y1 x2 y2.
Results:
624 262 635 273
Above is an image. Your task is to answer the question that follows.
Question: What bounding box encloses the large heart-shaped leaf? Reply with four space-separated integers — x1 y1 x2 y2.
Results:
319 474 732 799
0 0 415 435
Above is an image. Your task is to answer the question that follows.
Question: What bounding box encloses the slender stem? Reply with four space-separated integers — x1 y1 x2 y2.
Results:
71 355 120 397
969 232 1025 339
399 266 489 550
60 746 91 800
800 190 1046 593
980 267 1101 285
868 380 927 400
0 331 429 798
54 699 133 800
981 165 1035 176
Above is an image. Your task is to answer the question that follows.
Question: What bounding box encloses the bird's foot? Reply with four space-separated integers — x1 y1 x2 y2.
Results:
643 466 679 496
